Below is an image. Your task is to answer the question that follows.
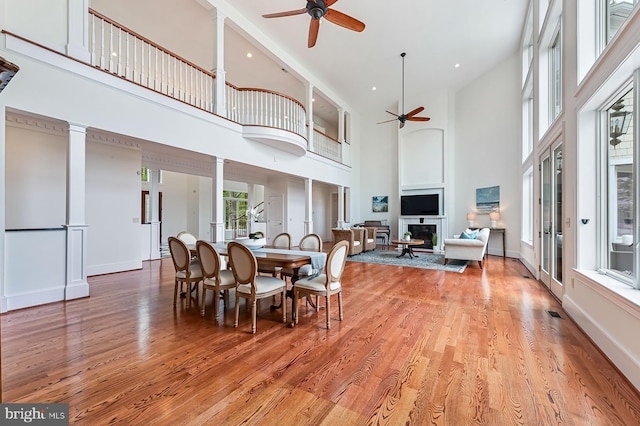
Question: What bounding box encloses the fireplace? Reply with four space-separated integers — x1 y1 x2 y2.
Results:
408 224 436 249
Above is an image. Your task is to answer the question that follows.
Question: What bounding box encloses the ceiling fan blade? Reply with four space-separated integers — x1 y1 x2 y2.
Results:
263 8 307 19
324 9 365 32
376 118 398 124
325 0 339 7
405 106 425 118
385 110 400 117
408 116 431 122
308 19 320 48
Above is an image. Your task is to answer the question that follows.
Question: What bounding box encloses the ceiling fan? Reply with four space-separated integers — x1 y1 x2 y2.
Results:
262 0 365 48
378 53 431 129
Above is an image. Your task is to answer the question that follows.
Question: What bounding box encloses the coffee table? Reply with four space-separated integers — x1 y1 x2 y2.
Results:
391 239 425 259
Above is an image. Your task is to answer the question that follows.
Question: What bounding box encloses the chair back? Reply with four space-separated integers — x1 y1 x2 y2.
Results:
299 233 322 252
326 240 349 287
177 231 197 245
227 241 257 288
272 232 292 249
195 240 221 279
168 236 190 273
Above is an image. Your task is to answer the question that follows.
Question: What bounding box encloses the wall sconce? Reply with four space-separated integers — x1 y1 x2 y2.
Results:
609 98 632 147
466 212 474 227
0 56 20 94
489 211 500 228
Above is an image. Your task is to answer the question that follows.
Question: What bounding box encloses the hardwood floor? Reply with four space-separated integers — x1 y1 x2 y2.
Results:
2 251 640 425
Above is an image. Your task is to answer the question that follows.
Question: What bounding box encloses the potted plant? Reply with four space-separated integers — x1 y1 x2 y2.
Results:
403 231 412 241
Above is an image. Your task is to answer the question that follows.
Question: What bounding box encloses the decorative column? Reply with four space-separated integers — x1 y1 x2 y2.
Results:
338 107 346 163
306 82 314 152
213 11 227 117
0 103 6 314
66 0 91 63
148 169 161 260
210 157 225 242
305 178 313 234
337 186 345 229
65 123 89 300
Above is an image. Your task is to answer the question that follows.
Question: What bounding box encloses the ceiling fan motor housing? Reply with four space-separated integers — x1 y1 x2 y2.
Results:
308 1 326 20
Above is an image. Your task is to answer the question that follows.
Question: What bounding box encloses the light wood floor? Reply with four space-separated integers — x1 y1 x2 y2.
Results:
2 250 640 425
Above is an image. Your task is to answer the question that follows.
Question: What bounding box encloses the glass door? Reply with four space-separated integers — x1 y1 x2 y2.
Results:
540 142 563 297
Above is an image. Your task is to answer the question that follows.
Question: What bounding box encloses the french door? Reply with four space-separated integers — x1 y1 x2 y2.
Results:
540 141 563 297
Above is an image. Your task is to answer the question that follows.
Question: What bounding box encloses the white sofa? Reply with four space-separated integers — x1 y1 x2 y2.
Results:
443 228 491 268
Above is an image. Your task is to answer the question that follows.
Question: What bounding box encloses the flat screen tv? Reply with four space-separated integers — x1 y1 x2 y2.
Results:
401 194 439 216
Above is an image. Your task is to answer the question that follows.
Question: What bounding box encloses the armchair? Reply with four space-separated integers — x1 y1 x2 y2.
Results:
363 220 390 245
332 228 363 256
364 227 377 251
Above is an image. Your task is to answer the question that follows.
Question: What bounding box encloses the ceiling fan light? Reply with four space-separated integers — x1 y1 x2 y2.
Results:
310 7 324 20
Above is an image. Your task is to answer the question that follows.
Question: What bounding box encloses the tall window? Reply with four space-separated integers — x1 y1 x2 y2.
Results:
550 28 562 121
606 0 639 43
605 89 634 281
522 167 534 245
224 190 248 234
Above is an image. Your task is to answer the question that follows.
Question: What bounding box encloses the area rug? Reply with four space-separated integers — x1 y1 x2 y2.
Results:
347 250 468 273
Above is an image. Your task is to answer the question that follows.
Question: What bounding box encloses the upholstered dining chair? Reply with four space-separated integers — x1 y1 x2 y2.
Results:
258 232 291 277
228 241 287 334
293 240 348 329
195 240 236 318
281 233 323 280
168 236 203 308
176 231 198 245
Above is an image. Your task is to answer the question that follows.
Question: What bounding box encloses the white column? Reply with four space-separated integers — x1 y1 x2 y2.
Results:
306 82 314 152
148 169 161 260
65 123 89 300
337 186 345 229
338 107 346 162
305 178 313 234
0 103 6 313
210 157 225 242
66 0 91 62
213 11 227 117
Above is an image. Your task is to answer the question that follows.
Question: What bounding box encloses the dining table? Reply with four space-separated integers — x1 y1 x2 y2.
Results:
189 242 327 327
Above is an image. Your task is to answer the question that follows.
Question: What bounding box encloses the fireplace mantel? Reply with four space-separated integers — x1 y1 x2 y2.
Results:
399 216 448 252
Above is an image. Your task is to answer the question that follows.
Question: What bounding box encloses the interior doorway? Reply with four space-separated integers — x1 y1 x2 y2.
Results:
142 191 163 240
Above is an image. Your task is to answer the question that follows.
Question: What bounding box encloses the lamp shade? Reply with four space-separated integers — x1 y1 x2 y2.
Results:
489 211 499 228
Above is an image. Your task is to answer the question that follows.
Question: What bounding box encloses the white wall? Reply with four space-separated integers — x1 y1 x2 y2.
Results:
454 53 521 257
159 171 190 243
5 121 67 229
86 141 142 275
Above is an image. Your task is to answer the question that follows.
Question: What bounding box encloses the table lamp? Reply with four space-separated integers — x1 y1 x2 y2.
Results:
489 211 499 228
466 212 474 227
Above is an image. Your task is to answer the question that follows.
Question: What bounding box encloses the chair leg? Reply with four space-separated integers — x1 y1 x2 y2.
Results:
251 299 257 334
213 287 220 317
201 287 207 316
234 294 240 328
294 289 299 325
281 289 287 323
186 281 191 308
338 291 343 321
478 260 483 269
325 294 331 329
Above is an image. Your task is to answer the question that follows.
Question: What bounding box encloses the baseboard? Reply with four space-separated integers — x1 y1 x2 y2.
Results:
5 286 66 312
87 259 143 276
519 255 537 278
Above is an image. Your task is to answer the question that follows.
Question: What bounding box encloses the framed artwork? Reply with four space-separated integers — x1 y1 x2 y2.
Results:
476 186 500 212
372 195 388 212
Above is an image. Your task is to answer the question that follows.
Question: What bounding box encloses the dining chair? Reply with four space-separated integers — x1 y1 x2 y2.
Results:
228 241 287 333
195 240 236 318
282 233 324 309
258 232 291 277
168 236 203 308
177 231 198 245
293 240 348 329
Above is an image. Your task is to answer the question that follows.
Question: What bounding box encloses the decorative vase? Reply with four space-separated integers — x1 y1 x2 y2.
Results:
404 235 411 241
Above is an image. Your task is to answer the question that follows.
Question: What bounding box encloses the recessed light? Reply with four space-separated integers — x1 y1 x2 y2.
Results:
372 86 377 91
111 52 118 57
454 63 460 68
246 53 253 58
312 98 315 102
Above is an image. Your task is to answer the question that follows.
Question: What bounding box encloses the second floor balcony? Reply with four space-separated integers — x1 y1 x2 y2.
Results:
87 8 345 164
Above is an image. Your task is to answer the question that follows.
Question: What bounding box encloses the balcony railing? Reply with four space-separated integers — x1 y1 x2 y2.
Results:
313 129 342 163
225 86 306 137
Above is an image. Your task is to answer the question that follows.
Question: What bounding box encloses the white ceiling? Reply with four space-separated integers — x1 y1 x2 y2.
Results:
226 0 529 123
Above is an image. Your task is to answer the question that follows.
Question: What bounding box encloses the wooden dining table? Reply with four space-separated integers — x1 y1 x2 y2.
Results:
189 242 323 327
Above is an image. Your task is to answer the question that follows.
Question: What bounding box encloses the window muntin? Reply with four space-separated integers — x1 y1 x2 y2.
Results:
605 89 635 282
